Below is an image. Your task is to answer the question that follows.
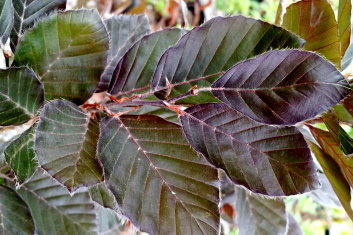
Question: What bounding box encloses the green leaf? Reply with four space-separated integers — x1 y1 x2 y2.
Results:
4 125 37 184
11 0 67 50
99 115 220 235
282 0 341 68
17 168 98 234
338 0 352 56
339 127 353 154
309 125 353 188
35 99 103 191
309 142 353 221
0 185 34 234
181 103 320 196
98 14 151 91
0 67 44 126
234 186 287 235
211 50 350 125
151 16 304 102
0 0 13 45
107 28 185 96
89 182 118 211
15 9 109 104
96 203 125 235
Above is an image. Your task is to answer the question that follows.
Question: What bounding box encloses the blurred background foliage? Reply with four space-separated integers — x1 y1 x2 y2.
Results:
62 0 353 234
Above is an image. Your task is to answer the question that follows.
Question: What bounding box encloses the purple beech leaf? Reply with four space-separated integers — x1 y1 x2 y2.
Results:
286 213 303 235
282 0 341 68
0 185 34 234
211 50 350 125
35 100 104 191
97 14 151 91
234 186 287 235
15 9 109 104
98 115 220 235
151 15 304 102
107 28 184 96
11 0 67 50
17 168 98 234
338 0 352 57
180 103 320 196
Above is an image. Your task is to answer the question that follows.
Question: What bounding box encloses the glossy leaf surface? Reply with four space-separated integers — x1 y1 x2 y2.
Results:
107 28 184 96
0 67 44 126
99 115 220 235
0 0 13 45
181 103 319 196
35 100 103 191
235 186 287 235
17 168 98 234
151 16 304 101
15 9 109 104
309 142 353 221
4 125 37 184
283 0 341 67
11 0 67 50
0 185 34 234
211 50 350 125
98 14 150 91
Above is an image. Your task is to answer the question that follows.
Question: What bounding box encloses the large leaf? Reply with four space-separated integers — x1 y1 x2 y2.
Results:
107 28 184 96
234 186 287 235
309 142 353 221
98 14 150 91
17 168 98 234
282 0 341 68
0 185 34 234
15 9 109 104
0 0 13 45
211 50 350 125
180 103 319 196
99 115 220 235
11 0 67 50
35 100 103 191
0 67 44 126
4 125 37 184
151 16 304 102
309 125 353 187
338 0 352 56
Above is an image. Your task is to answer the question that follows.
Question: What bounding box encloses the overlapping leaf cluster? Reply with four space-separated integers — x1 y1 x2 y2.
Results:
0 0 353 234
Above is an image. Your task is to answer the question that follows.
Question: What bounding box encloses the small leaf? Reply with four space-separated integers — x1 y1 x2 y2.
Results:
0 0 13 45
151 16 304 102
339 127 353 154
211 50 350 125
98 14 151 91
283 0 341 67
17 168 98 234
338 0 352 56
15 9 109 104
11 0 67 50
234 186 287 235
89 182 118 210
181 103 319 196
4 125 37 184
35 100 103 191
309 142 353 221
309 125 353 188
0 67 44 126
99 115 220 235
0 185 34 234
107 28 184 96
